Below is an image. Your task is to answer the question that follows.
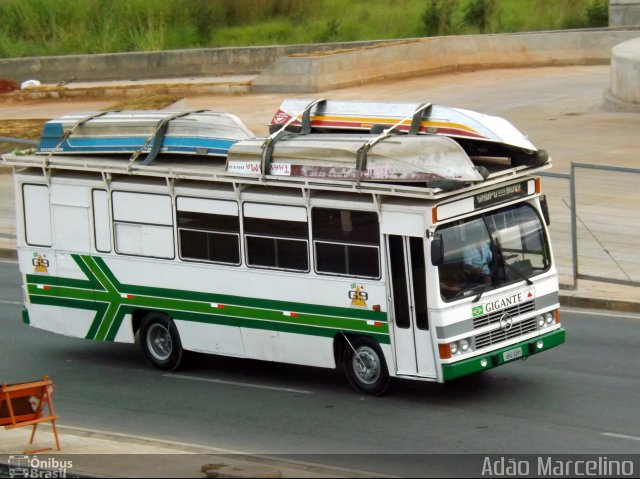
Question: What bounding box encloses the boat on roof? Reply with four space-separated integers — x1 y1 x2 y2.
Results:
19 101 549 190
36 110 255 162
269 99 548 167
226 133 487 189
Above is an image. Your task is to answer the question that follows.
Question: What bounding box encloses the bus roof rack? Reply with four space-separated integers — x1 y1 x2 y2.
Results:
2 104 551 199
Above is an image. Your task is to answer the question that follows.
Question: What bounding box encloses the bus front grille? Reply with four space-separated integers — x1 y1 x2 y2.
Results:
474 317 537 349
472 300 536 329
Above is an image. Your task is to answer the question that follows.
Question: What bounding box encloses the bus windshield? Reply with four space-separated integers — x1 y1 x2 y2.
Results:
436 203 551 301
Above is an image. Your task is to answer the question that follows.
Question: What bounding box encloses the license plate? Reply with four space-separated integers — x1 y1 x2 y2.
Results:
503 347 523 362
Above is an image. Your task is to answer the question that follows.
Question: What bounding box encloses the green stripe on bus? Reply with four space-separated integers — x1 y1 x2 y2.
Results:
25 254 390 343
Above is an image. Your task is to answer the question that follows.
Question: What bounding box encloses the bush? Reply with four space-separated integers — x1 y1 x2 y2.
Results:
464 0 494 33
422 0 458 36
0 0 613 57
586 0 608 27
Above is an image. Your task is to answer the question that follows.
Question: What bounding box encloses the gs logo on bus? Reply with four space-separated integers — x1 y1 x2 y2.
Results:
33 253 50 274
348 284 368 308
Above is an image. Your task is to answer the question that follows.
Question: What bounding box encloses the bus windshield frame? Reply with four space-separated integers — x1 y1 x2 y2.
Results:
435 203 551 302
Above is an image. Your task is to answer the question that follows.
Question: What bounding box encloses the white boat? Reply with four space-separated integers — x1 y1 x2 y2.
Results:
269 99 548 166
227 133 487 188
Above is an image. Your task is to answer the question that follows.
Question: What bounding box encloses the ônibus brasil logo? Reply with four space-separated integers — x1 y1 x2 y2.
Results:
8 455 72 478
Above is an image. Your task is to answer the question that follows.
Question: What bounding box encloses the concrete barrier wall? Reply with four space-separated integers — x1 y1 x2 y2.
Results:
252 29 640 93
2 28 638 91
602 37 640 111
610 0 640 27
0 40 393 83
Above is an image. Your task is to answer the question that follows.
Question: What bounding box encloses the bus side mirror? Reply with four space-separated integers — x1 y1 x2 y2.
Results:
431 237 444 266
540 195 551 226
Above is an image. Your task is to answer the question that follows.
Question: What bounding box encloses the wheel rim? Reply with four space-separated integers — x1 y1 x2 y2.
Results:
351 346 381 385
146 323 172 361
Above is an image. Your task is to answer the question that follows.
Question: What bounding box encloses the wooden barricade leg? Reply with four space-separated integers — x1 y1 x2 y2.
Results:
29 393 44 445
24 389 48 453
45 386 61 451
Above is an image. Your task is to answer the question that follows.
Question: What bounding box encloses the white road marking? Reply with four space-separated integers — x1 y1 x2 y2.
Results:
562 307 640 320
601 432 640 442
0 299 22 305
164 373 314 395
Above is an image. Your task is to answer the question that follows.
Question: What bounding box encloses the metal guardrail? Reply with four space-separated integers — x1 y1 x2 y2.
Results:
542 163 640 288
571 163 640 287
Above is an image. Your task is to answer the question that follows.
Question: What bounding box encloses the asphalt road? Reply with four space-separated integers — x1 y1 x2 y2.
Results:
1 259 639 476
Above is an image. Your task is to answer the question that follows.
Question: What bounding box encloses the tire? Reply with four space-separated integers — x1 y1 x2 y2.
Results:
139 312 185 371
344 337 392 396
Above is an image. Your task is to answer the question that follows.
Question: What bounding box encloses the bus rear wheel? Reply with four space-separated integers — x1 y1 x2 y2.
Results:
344 337 392 396
140 312 184 371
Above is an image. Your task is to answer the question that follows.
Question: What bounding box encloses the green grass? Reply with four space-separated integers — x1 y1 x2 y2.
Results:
0 0 609 59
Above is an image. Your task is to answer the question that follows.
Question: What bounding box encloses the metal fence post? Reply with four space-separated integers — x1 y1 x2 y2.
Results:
570 162 578 285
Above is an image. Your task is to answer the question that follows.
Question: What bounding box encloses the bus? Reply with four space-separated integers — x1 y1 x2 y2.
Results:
2 101 565 395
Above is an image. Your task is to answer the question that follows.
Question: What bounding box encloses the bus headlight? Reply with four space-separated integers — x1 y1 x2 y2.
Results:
450 342 459 355
537 315 545 328
545 312 554 324
460 339 470 352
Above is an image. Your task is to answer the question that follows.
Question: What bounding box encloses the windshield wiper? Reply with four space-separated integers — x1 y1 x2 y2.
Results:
489 228 534 287
469 283 489 303
498 255 533 286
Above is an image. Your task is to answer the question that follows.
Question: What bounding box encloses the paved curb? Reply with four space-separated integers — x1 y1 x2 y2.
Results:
0 248 17 260
559 294 640 313
9 81 252 100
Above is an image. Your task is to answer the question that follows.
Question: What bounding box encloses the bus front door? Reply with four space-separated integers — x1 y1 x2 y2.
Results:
386 235 437 378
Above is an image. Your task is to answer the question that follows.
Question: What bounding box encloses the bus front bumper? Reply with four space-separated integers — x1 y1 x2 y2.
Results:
442 328 565 381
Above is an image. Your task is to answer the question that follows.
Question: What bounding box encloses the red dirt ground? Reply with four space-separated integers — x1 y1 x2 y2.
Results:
0 79 19 94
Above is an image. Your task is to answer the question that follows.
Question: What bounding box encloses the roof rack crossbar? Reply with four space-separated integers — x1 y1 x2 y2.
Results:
260 99 326 179
356 102 432 180
45 111 117 166
409 103 432 135
131 110 208 166
300 99 327 135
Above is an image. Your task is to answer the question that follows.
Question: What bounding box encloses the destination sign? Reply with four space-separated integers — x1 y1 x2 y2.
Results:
473 180 530 209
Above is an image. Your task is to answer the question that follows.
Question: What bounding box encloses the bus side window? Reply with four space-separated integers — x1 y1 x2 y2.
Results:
92 189 111 253
22 184 53 247
112 191 174 259
176 197 240 265
312 208 380 279
243 203 309 272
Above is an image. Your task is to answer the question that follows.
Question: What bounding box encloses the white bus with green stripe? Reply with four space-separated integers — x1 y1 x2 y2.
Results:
3 105 564 395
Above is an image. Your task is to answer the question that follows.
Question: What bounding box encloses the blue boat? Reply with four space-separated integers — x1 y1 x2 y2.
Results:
37 110 256 165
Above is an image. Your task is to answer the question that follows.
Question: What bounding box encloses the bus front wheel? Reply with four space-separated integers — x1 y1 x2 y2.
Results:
344 337 392 396
140 312 184 371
